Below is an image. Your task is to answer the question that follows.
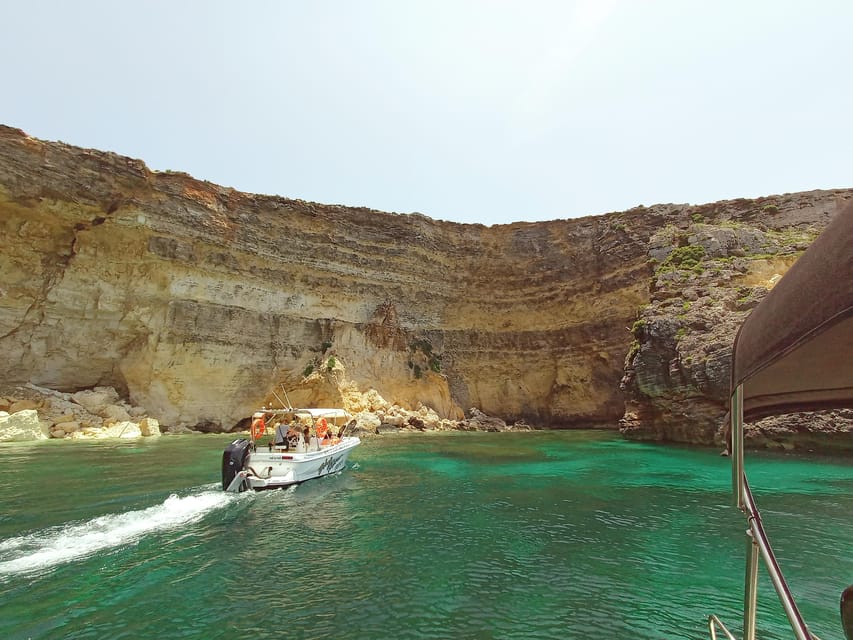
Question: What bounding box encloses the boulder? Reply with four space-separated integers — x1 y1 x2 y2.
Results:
9 399 40 413
381 413 406 427
419 412 442 431
103 404 132 423
353 412 381 434
139 417 161 437
0 409 50 442
55 421 81 433
465 408 508 432
71 390 113 415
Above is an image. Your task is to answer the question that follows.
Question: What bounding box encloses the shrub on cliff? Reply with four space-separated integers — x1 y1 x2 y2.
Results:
659 245 706 274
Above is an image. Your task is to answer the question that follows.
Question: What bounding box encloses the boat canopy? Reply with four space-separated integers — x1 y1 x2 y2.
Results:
261 407 350 421
731 199 853 421
298 408 350 421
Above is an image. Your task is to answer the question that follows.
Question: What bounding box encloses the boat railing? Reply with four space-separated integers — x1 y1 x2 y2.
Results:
708 476 826 640
711 384 826 640
708 614 737 640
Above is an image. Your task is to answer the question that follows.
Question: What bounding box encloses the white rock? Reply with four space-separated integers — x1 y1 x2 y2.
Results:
421 413 442 430
0 409 50 442
353 412 381 432
102 421 142 438
139 417 161 437
383 413 406 427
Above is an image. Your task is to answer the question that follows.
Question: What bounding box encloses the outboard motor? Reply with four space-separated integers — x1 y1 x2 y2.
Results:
221 438 252 491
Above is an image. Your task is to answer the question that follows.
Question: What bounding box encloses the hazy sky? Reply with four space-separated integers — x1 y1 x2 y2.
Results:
3 1 851 225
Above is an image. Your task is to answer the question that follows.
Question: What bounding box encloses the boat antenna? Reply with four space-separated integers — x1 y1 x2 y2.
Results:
279 384 294 410
270 388 288 409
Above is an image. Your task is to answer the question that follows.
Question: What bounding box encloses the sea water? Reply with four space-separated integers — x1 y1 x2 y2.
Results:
0 431 850 640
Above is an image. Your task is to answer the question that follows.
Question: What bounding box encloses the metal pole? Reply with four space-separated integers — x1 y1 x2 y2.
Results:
730 385 814 640
742 479 814 640
280 384 293 410
271 388 287 409
748 520 813 638
743 528 759 640
731 385 745 511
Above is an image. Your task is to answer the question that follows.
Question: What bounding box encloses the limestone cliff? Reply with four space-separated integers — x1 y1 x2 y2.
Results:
619 194 853 452
0 126 652 430
1 125 850 446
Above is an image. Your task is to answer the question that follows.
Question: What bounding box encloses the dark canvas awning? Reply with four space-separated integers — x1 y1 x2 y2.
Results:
731 199 853 421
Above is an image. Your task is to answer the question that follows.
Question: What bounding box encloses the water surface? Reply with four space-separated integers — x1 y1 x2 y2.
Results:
0 431 849 639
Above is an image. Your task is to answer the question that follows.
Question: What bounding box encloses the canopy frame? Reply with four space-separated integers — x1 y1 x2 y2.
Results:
719 199 853 640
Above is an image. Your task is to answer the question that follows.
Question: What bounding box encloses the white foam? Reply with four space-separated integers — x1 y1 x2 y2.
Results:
0 490 236 577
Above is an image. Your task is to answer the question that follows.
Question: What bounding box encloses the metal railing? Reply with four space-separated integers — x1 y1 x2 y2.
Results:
708 614 737 640
711 384 822 640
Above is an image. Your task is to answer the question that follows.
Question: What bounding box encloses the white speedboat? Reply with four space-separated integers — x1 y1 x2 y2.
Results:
222 407 360 492
708 200 853 640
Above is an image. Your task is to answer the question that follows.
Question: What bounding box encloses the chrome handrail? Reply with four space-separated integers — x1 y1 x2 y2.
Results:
713 384 822 640
731 385 745 511
709 614 738 640
741 473 817 639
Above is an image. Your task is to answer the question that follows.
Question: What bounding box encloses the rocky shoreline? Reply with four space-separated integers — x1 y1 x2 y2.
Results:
1 376 849 453
0 383 532 443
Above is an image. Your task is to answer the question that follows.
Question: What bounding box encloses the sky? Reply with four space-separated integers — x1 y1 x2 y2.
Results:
2 0 852 226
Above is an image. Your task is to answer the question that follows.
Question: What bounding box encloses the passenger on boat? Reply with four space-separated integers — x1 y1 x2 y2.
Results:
316 417 333 445
273 421 302 451
273 422 287 448
286 426 301 450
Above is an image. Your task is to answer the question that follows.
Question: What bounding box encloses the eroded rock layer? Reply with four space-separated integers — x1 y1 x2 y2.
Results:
1 125 850 445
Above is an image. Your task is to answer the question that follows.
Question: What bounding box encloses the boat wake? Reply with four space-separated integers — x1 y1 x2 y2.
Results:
0 489 239 578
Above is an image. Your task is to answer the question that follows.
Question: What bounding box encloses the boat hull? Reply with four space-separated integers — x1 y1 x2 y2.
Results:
223 437 360 492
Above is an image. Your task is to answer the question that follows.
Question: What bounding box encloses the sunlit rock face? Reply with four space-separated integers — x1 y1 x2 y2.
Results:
0 126 655 430
1 125 850 442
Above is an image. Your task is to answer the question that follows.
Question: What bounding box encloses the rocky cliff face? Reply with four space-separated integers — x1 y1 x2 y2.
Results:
619 194 853 452
1 125 850 446
0 126 653 430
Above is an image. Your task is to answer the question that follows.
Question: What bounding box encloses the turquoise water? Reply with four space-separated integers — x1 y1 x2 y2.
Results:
0 431 850 639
